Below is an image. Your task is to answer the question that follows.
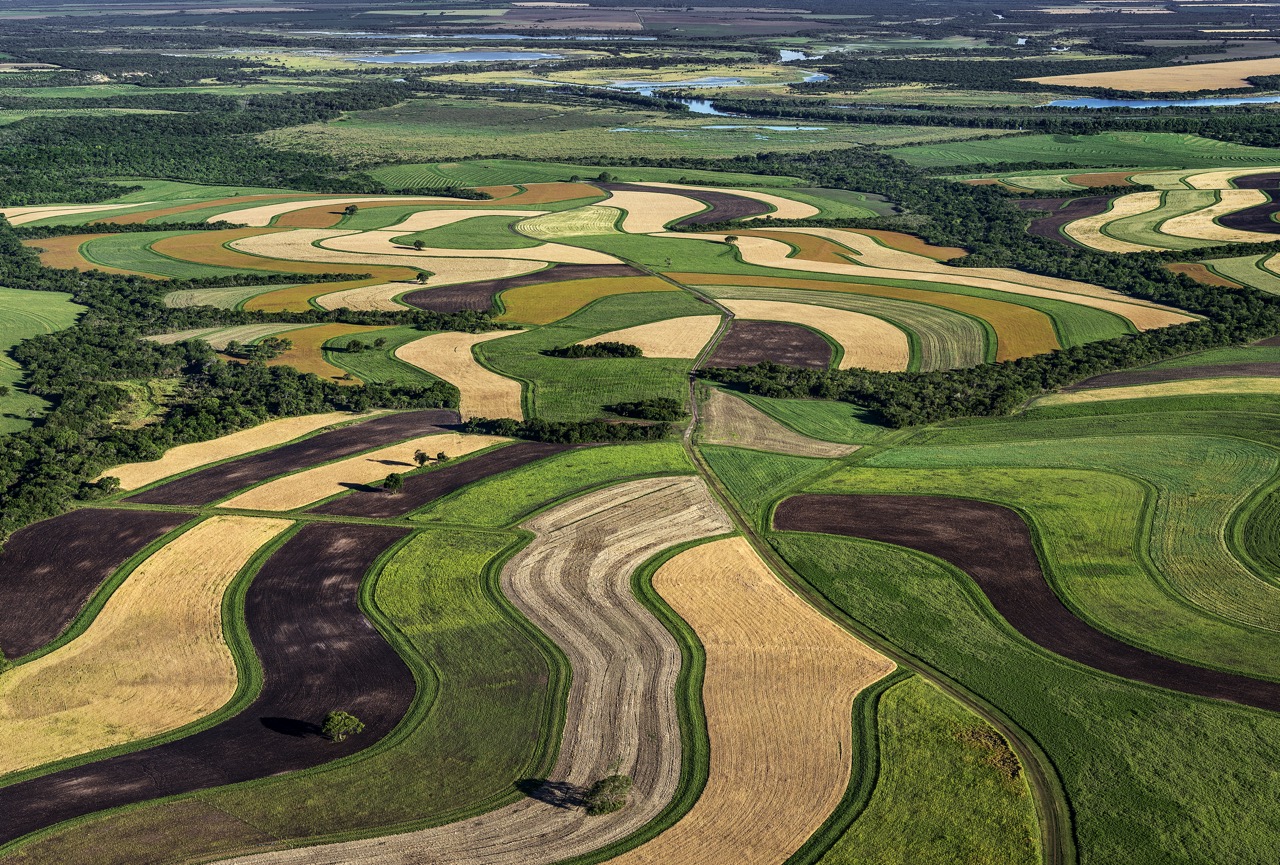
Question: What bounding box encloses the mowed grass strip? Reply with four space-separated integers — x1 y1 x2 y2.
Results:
700 388 858 458
609 537 893 864
0 516 291 778
219 432 504 511
580 315 721 359
495 276 678 325
1036 376 1280 405
396 331 526 420
718 298 910 371
99 412 378 490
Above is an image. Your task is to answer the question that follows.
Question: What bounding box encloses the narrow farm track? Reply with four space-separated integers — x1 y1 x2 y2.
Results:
775 494 1280 713
0 509 188 659
0 523 413 848
127 409 458 505
227 476 734 865
608 537 894 865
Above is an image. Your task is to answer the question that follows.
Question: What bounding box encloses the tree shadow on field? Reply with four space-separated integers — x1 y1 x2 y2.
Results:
337 481 382 493
516 778 584 809
260 717 323 738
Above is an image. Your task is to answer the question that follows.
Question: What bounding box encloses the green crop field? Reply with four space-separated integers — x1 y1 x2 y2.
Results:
735 392 897 444
0 286 84 433
392 214 542 250
894 132 1280 169
323 325 446 388
700 444 832 525
77 232 273 279
1202 253 1280 294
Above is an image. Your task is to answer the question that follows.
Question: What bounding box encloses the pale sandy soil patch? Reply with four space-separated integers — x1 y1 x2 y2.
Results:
601 188 707 233
384 208 544 233
0 516 291 777
517 206 623 239
317 228 619 265
719 298 910 371
205 197 453 227
98 412 380 490
1035 376 1280 405
145 323 316 350
315 259 546 311
610 537 893 865
1024 56 1280 91
700 388 859 457
395 331 526 420
226 477 734 865
1062 191 1165 253
580 314 721 358
668 230 1193 331
219 432 505 511
636 181 820 220
1158 189 1277 243
0 202 155 225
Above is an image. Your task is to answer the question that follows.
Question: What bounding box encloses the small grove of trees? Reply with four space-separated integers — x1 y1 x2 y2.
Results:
583 773 633 815
607 397 685 422
321 710 364 742
223 336 292 361
543 341 642 359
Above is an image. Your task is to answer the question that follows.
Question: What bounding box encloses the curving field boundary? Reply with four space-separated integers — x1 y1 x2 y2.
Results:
634 182 820 221
0 523 413 849
775 494 1280 712
1035 376 1280 406
700 388 858 458
718 298 910 371
395 332 526 420
1158 189 1275 244
224 476 735 865
608 537 893 864
581 315 722 359
1062 191 1164 253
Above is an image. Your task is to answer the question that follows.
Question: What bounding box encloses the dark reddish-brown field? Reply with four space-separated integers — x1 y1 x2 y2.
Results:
1164 262 1242 288
401 264 643 312
774 493 1280 712
1016 195 1115 247
127 410 458 506
0 523 414 847
1067 172 1133 188
706 320 831 369
1217 172 1280 234
310 441 575 518
0 509 190 660
597 182 772 226
1064 362 1280 390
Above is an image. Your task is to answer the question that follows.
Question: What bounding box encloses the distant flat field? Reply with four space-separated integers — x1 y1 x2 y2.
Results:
1025 56 1280 92
894 132 1280 169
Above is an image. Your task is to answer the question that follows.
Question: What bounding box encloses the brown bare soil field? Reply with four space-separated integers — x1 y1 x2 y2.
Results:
1159 189 1274 243
599 187 707 233
127 409 457 505
103 412 373 490
1165 262 1243 287
226 477 734 865
1068 172 1134 187
263 323 390 383
476 184 521 200
1065 362 1280 390
719 298 910 371
0 523 414 848
1024 56 1280 91
0 510 189 659
707 319 832 369
612 537 893 864
1217 172 1280 235
315 259 546 312
636 182 821 221
1037 377 1280 405
581 314 721 358
22 235 144 276
395 331 526 420
1016 195 1116 248
854 229 967 261
219 432 504 511
775 494 1280 712
672 272 1060 362
700 388 858 458
401 264 639 312
311 441 574 518
495 275 677 325
0 515 291 778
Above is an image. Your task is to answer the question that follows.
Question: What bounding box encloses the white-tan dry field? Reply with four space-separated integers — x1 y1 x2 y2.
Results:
581 315 722 359
395 331 527 420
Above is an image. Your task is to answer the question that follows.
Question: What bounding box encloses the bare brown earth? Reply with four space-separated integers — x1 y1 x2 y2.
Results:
400 264 643 312
127 409 458 505
0 510 188 659
1016 195 1116 247
854 229 967 261
706 319 832 369
1165 262 1243 288
227 477 735 865
774 494 1280 712
1063 362 1280 390
0 523 414 848
1067 172 1134 188
309 441 575 518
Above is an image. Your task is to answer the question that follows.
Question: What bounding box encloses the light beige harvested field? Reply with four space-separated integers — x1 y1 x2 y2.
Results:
218 432 505 511
0 516 290 777
0 202 155 225
145 322 316 350
679 231 1193 331
317 228 620 265
700 388 859 458
611 537 893 865
1158 189 1276 243
228 477 734 865
1024 56 1280 91
205 196 451 227
720 298 910 371
580 314 721 358
384 208 543 233
314 259 545 311
395 331 526 420
98 412 378 490
1182 166 1280 190
637 182 821 220
228 229 553 281
602 188 708 233
1063 191 1165 253
1036 376 1280 405
516 205 623 239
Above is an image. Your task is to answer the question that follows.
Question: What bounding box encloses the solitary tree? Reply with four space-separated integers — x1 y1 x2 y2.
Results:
436 451 450 464
413 449 430 468
346 339 366 354
321 710 364 742
343 204 359 216
383 472 404 493
413 239 426 251
414 270 433 285
0 385 9 398
723 235 739 245
582 773 632 815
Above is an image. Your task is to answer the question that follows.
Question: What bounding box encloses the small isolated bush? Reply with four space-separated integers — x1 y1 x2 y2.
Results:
583 773 632 815
543 342 641 359
383 472 404 493
956 726 1022 782
607 397 685 421
321 710 365 742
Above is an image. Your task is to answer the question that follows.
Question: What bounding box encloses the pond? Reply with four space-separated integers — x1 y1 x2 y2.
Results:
1045 94 1280 108
353 51 563 64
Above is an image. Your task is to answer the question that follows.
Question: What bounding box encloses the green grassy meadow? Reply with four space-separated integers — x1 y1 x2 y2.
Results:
0 287 84 432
